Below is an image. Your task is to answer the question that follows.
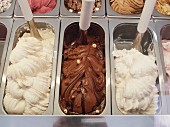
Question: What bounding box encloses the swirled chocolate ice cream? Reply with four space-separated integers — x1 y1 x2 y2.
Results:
60 36 106 115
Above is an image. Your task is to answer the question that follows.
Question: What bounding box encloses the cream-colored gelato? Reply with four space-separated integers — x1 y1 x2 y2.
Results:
3 29 55 115
162 41 170 77
162 40 170 93
113 48 159 114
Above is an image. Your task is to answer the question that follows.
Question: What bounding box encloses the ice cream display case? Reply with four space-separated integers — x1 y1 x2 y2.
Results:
0 19 13 88
53 18 111 115
0 18 60 115
14 0 60 17
155 19 170 114
109 19 167 115
60 0 105 17
0 0 169 117
0 0 16 18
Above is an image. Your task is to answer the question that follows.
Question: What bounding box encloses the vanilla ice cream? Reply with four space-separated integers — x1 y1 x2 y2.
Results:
3 28 55 115
113 48 159 114
162 40 170 93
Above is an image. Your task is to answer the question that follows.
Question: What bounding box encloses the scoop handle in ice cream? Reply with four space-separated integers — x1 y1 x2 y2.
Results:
17 0 33 21
79 0 95 30
137 0 157 33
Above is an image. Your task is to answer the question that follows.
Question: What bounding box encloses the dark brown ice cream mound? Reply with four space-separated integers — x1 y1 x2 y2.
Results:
60 36 106 115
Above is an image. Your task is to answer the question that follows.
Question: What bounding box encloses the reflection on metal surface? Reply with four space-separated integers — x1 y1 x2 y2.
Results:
53 117 107 127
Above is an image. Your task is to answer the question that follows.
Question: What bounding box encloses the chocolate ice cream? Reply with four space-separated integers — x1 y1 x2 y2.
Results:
59 23 106 115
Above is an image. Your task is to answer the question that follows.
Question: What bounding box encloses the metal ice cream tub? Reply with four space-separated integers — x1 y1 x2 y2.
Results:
60 0 105 17
0 0 16 18
106 0 142 18
14 0 60 17
53 18 111 115
0 19 13 88
109 19 167 115
155 19 170 114
0 18 60 115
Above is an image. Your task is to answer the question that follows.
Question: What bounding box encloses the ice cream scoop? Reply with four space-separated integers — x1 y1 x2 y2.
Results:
17 0 42 41
71 0 95 46
133 0 157 52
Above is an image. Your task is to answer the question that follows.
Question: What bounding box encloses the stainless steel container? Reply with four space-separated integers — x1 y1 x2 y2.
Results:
0 0 16 18
152 8 170 19
0 18 60 115
155 19 170 115
0 19 13 88
106 0 141 18
53 18 111 115
14 0 60 17
60 0 105 17
109 19 167 115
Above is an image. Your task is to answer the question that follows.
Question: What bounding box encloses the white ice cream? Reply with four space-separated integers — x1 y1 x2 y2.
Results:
3 29 54 115
113 48 159 114
162 41 170 84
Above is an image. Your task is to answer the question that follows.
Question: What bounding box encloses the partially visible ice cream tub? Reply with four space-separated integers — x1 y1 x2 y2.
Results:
155 19 170 114
109 19 166 115
106 0 144 18
53 18 111 115
60 0 105 18
152 0 170 19
14 0 60 17
0 18 60 115
0 19 13 88
0 0 16 18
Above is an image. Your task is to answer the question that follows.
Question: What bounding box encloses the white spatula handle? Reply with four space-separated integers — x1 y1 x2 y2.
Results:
137 0 157 33
17 0 33 21
79 0 95 30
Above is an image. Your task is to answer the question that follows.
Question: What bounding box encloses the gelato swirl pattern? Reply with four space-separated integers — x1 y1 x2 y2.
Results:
110 0 144 14
28 0 56 14
60 36 106 115
3 28 55 115
113 48 159 114
155 0 170 16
